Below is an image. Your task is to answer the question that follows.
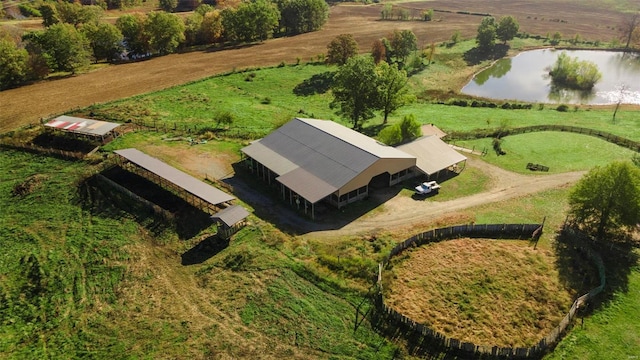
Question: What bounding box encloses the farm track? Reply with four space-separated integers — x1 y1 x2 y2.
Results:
0 0 624 133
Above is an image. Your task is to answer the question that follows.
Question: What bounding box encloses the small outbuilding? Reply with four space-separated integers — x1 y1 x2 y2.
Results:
44 115 121 144
396 135 467 179
210 205 250 239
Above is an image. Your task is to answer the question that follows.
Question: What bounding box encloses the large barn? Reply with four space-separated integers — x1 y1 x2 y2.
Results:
241 118 466 219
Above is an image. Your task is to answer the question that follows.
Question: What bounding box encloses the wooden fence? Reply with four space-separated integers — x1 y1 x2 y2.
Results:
0 141 86 160
376 223 606 359
448 125 640 152
131 119 269 140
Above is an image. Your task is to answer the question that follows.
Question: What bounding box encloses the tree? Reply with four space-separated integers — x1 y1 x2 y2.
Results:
55 2 103 27
371 39 386 64
278 0 328 35
476 16 496 51
222 0 279 43
0 38 29 90
159 0 178 12
145 12 185 55
621 13 640 49
326 34 358 66
568 162 640 239
376 61 412 123
116 13 150 56
201 10 223 44
34 23 91 73
377 124 402 145
184 12 204 46
389 29 417 66
331 55 379 130
496 16 519 44
551 31 562 45
83 22 123 63
377 114 422 145
548 52 602 90
39 3 60 27
398 114 422 142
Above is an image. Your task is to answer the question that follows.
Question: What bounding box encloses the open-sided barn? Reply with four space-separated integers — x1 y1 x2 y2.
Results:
241 118 467 219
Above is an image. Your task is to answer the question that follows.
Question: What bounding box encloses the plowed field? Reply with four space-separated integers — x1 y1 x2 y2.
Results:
0 0 625 132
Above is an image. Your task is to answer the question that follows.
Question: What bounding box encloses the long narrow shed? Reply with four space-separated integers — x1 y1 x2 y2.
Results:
114 148 235 214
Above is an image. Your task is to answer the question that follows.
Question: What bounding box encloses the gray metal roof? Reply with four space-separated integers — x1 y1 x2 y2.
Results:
241 118 414 203
45 115 120 137
211 205 250 227
114 148 235 205
396 136 467 176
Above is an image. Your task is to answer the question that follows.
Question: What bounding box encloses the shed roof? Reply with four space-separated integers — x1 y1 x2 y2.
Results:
396 136 467 176
211 205 250 227
45 115 120 137
241 118 414 203
114 148 235 205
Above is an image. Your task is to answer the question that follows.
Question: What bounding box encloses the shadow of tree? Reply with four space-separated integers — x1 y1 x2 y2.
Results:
293 71 335 96
463 44 510 65
360 123 385 138
554 228 639 312
181 236 229 266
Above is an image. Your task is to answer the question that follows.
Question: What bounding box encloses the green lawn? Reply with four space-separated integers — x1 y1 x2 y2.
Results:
455 132 638 173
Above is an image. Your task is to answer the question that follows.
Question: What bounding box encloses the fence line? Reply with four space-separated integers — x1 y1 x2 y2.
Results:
377 223 605 359
448 125 640 152
131 119 269 140
0 141 86 160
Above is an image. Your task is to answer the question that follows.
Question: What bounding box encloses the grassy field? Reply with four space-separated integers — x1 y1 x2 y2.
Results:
2 16 639 359
456 132 638 174
0 149 398 359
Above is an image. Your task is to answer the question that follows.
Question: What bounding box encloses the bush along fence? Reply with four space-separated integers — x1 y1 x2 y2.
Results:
447 125 640 152
375 223 606 359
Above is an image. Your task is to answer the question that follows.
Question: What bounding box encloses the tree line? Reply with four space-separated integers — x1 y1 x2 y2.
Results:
0 0 329 90
325 31 422 144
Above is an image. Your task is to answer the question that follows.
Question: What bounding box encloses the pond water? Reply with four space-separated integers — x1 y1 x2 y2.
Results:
461 49 640 105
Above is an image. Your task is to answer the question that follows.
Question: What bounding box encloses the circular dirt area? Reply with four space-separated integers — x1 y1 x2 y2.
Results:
383 239 574 347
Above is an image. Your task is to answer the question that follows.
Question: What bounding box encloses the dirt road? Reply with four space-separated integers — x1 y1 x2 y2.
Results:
222 156 585 239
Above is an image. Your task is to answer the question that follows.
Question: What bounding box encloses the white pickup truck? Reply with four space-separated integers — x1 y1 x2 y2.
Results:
414 180 441 195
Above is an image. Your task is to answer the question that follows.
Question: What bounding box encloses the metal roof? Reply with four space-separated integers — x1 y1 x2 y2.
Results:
114 148 235 205
45 115 120 137
277 167 339 203
241 118 415 203
211 205 250 227
396 136 467 176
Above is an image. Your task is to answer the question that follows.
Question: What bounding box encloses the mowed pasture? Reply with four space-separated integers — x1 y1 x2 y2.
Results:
0 0 629 133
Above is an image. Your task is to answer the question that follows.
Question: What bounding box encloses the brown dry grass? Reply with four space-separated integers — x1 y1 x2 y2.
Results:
0 0 626 133
384 238 575 347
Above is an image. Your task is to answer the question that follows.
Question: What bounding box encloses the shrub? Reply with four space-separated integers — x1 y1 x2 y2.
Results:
556 104 569 112
18 3 41 17
492 138 506 155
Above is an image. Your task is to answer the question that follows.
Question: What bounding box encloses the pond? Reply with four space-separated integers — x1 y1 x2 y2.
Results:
461 49 640 105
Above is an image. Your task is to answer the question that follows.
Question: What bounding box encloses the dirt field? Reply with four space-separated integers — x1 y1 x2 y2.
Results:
0 0 626 133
